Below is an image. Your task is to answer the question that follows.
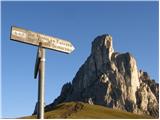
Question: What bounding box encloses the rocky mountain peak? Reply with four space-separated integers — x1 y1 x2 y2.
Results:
91 34 114 61
33 34 159 118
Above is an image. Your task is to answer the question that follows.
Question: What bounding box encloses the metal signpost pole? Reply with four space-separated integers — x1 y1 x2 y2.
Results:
37 46 45 119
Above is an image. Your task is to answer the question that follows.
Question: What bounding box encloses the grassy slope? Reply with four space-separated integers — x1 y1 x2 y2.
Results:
22 102 152 119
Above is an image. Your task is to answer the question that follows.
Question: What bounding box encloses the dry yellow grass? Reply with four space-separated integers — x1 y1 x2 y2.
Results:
21 102 153 119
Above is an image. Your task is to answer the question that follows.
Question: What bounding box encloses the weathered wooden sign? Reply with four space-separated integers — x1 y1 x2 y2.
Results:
10 26 75 54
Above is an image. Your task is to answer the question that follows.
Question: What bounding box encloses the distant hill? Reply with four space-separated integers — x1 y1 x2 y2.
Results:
23 102 152 119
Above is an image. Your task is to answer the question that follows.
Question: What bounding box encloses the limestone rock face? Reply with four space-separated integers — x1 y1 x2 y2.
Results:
43 34 158 118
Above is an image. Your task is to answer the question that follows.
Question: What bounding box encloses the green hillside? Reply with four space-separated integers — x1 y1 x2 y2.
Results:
22 102 153 119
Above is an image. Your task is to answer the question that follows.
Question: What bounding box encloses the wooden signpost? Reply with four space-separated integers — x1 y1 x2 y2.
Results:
11 26 75 53
10 26 75 119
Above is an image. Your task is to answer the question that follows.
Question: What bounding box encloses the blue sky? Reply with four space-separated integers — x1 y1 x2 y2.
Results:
2 1 158 118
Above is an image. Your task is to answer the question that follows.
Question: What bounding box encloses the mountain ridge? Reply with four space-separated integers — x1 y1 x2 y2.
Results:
33 34 159 118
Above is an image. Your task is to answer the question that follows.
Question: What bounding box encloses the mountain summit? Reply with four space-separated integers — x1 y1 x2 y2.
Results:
34 34 159 118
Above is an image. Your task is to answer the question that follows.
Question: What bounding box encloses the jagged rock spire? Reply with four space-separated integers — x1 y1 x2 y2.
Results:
91 34 114 61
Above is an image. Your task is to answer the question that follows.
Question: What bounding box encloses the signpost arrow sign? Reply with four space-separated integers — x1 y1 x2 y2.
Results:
10 26 75 119
10 26 75 54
